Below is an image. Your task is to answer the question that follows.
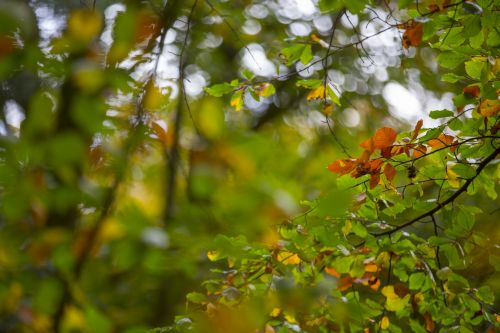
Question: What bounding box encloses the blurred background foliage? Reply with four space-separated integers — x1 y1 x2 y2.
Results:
0 0 498 332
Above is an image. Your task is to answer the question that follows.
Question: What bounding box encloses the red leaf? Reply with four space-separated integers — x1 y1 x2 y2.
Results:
384 164 396 182
372 127 398 150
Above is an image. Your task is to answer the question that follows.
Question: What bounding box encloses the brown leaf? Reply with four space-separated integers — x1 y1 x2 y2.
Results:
370 174 380 189
463 85 481 98
424 312 435 332
384 164 396 182
412 119 424 141
402 21 423 48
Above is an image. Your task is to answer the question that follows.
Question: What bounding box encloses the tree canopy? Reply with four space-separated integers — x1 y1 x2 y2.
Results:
0 0 499 332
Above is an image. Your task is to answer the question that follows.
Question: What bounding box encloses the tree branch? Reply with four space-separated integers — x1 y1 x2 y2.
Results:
372 146 500 237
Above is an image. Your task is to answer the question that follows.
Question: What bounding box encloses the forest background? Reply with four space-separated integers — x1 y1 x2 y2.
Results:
0 0 499 332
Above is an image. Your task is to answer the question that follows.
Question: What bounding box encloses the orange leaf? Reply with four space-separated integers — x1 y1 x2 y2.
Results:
428 133 455 150
384 164 396 182
369 174 380 189
372 127 398 150
463 85 480 98
328 159 356 175
413 144 427 158
402 21 423 48
369 277 380 291
358 150 372 162
337 276 353 291
360 138 375 153
391 146 405 157
364 263 378 273
322 104 333 116
325 267 341 278
412 119 423 141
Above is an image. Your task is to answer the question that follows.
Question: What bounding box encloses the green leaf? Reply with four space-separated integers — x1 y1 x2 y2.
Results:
296 79 322 89
437 52 467 69
429 110 454 119
280 44 312 65
409 319 427 333
476 286 494 304
441 73 465 83
186 292 207 304
205 83 235 97
351 221 367 238
318 0 342 12
465 60 486 80
300 44 313 64
342 0 365 13
409 272 426 290
327 84 341 106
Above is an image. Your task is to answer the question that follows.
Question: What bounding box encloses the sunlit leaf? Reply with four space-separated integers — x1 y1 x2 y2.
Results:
307 86 326 101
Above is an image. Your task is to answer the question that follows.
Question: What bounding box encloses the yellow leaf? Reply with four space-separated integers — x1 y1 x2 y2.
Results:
230 90 244 111
64 305 86 330
68 10 103 43
284 312 297 324
446 167 460 188
478 99 500 117
277 251 301 265
270 307 281 317
381 285 410 312
144 81 168 111
380 316 390 330
265 324 276 333
307 86 326 101
342 220 352 236
98 218 125 242
207 250 220 261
